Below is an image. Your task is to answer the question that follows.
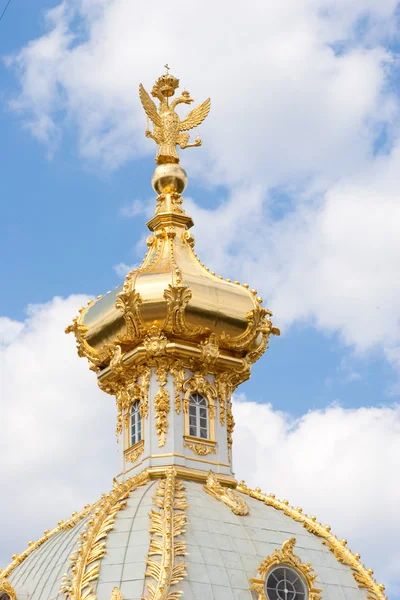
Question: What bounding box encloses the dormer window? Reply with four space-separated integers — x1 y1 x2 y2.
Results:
188 393 208 439
130 400 142 446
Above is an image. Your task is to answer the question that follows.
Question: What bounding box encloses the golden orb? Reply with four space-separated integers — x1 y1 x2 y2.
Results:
151 163 188 195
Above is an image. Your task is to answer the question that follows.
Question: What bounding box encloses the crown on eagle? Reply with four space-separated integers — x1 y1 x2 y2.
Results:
152 73 180 98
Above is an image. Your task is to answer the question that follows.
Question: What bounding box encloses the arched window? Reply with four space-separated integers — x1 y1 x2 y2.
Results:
130 400 142 446
188 393 208 439
265 566 308 600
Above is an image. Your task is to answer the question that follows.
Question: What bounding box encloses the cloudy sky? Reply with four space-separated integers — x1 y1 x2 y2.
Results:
0 0 399 597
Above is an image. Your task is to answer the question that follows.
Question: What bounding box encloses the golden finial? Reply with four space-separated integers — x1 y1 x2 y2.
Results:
139 69 211 165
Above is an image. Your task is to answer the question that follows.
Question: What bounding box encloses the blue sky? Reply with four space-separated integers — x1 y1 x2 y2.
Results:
0 1 399 597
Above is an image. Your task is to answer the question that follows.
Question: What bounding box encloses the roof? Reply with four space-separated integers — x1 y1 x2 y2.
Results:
1 471 385 600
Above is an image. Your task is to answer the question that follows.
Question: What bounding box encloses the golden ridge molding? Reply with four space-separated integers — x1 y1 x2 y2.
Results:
203 471 248 516
249 537 322 600
60 471 150 600
0 501 96 579
237 483 387 600
144 467 187 600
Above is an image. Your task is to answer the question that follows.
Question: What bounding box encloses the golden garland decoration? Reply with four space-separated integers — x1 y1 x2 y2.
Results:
60 471 150 600
249 537 322 600
0 501 96 579
144 467 187 600
237 482 387 600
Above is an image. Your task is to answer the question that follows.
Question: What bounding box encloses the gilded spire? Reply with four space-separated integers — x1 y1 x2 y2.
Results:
139 69 211 165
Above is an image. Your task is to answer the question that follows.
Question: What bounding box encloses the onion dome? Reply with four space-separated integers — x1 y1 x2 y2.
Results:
67 162 279 376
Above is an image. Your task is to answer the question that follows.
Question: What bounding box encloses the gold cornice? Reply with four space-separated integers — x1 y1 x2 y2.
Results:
238 483 387 600
146 211 194 231
119 464 237 487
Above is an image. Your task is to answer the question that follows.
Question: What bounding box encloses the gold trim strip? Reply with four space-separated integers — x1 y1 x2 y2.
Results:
237 483 387 600
143 467 187 600
116 452 231 478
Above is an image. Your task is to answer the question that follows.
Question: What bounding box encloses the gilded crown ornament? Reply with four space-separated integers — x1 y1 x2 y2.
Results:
140 66 211 165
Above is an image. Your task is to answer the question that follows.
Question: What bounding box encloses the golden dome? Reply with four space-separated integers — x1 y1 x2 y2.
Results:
66 162 279 372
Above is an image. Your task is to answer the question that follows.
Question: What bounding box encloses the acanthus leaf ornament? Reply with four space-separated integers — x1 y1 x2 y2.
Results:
143 467 188 600
204 471 248 516
116 290 147 345
60 472 150 600
249 537 322 600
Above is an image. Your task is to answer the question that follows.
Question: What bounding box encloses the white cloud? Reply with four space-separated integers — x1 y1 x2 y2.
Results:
119 198 147 218
0 296 399 597
113 262 137 278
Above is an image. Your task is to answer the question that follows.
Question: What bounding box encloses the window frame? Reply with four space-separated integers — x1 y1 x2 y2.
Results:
265 564 308 600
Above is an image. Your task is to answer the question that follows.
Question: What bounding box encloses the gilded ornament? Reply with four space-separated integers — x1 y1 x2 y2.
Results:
139 70 211 165
0 579 17 600
170 361 186 414
138 367 151 419
110 589 123 600
199 333 219 365
60 471 149 600
65 317 112 367
184 441 216 456
249 538 322 600
143 467 187 600
116 290 147 345
143 325 168 358
203 471 248 515
124 439 145 463
183 371 216 417
238 483 387 600
154 362 170 447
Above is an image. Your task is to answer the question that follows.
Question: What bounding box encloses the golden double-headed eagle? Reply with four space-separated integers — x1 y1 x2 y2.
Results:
139 70 211 165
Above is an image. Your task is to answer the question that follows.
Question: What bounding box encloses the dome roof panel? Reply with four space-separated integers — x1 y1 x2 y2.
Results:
3 477 376 600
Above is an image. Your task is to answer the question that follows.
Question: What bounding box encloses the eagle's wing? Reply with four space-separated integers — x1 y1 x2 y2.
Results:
139 84 162 127
179 98 211 131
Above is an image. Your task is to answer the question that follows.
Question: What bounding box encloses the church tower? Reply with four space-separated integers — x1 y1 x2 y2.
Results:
1 70 386 600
